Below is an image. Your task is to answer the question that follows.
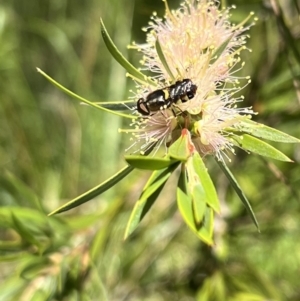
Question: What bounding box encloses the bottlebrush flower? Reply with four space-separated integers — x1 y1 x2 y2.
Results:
40 0 299 245
126 0 256 160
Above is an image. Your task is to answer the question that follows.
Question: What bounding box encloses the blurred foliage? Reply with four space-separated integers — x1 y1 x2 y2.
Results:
0 0 300 300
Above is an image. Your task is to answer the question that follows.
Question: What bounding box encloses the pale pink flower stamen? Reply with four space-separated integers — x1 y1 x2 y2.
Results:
122 0 256 159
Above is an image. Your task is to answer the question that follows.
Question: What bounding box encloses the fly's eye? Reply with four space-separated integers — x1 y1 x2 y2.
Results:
187 92 194 99
192 84 197 92
137 98 150 115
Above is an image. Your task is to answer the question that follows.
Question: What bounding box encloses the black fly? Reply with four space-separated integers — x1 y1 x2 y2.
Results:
137 79 197 116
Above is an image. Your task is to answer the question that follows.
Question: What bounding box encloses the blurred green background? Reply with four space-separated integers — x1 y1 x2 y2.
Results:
1 0 300 300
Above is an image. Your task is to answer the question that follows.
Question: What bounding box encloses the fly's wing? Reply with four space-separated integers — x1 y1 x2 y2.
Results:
80 101 137 111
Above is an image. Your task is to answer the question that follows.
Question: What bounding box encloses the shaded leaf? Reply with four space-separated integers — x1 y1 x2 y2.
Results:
48 165 134 215
124 155 178 170
0 241 23 252
1 172 43 210
11 214 43 250
196 272 226 301
0 207 65 234
124 163 179 239
58 258 68 294
272 1 300 65
216 159 259 230
20 257 50 280
232 134 293 162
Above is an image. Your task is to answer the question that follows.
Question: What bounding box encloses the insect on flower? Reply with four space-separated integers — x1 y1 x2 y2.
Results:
136 78 198 115
38 0 300 248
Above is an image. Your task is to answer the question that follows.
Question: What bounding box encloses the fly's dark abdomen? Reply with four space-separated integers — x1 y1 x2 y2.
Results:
137 89 167 115
137 79 197 116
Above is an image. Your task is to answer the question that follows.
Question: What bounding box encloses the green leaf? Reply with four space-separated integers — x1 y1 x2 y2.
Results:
100 18 156 86
0 253 31 262
169 129 192 161
195 206 214 245
124 163 179 239
48 165 134 215
20 257 50 280
58 258 68 294
66 214 104 231
273 2 300 65
0 207 65 233
177 172 196 230
191 184 207 225
11 214 43 250
216 159 259 230
210 34 233 64
89 100 136 111
196 272 226 301
37 68 134 119
0 279 26 301
139 162 179 201
155 38 175 81
177 170 214 245
0 240 23 252
2 172 43 211
238 119 300 143
232 134 293 162
124 155 178 170
191 153 220 213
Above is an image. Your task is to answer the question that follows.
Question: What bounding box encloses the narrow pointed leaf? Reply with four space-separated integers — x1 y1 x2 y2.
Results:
37 68 134 119
124 186 163 240
0 279 26 299
177 170 214 245
199 207 214 243
210 34 233 64
86 100 136 111
191 184 207 225
0 253 30 262
124 163 179 239
48 165 134 215
155 38 175 81
216 159 259 230
232 134 293 162
177 171 197 234
238 119 300 143
20 257 50 280
2 172 42 210
140 163 180 201
11 214 43 249
192 152 220 213
0 241 23 252
169 129 192 161
100 18 156 86
273 2 300 64
124 155 178 170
